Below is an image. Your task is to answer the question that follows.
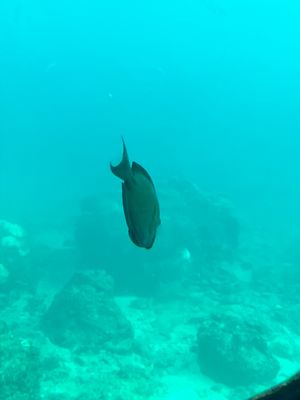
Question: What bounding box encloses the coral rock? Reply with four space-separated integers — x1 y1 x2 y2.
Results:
196 311 280 386
42 271 134 353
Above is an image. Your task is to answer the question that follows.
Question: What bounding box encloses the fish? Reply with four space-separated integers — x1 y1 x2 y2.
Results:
248 371 300 400
110 138 160 249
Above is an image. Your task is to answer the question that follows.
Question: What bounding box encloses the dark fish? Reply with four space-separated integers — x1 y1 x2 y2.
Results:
110 138 160 249
248 371 300 400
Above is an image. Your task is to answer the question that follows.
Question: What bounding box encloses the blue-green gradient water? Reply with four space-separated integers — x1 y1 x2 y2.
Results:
0 1 300 399
1 0 300 229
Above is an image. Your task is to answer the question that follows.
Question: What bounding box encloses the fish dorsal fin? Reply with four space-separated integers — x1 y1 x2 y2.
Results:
110 137 132 182
132 162 154 186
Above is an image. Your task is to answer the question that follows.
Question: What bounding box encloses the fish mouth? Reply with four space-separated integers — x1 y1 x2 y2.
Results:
129 229 156 250
145 235 156 249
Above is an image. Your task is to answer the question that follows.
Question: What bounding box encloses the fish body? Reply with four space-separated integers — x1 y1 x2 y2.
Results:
110 138 160 249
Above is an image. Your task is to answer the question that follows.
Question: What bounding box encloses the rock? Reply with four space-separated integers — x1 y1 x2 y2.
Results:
271 337 296 360
196 311 280 387
41 270 134 353
0 220 29 288
0 219 28 257
0 330 41 400
159 179 240 269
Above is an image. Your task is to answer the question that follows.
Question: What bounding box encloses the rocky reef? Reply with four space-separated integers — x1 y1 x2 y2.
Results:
0 219 28 287
196 310 280 387
0 196 299 400
0 220 28 258
41 270 134 353
0 323 41 400
160 179 240 267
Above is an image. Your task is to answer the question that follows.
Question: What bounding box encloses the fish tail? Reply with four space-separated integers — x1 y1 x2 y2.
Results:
110 137 132 182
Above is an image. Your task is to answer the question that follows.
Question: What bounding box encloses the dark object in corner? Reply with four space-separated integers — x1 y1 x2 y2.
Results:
249 372 300 400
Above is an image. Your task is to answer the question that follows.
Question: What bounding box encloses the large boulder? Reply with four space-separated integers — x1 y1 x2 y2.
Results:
0 324 41 400
0 219 38 291
158 179 240 270
0 219 28 260
0 220 28 283
196 311 280 387
41 270 134 353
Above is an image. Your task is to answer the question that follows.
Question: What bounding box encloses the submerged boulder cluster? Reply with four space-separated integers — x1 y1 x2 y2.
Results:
42 270 134 353
159 179 240 267
0 184 297 400
0 323 41 400
0 219 28 258
196 310 280 387
0 219 28 287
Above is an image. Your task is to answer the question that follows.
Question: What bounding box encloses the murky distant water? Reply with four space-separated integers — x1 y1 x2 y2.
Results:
1 0 300 236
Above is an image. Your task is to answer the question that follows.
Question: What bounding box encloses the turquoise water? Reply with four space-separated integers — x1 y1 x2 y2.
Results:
0 1 300 399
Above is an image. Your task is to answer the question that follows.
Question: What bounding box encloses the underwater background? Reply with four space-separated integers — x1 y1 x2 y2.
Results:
1 0 300 399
